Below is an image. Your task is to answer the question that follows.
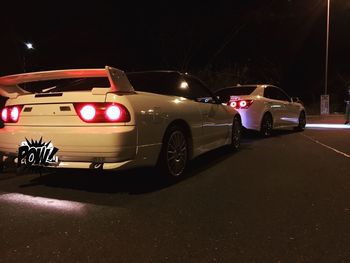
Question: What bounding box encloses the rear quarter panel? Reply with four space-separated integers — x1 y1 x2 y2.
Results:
235 95 266 131
113 92 203 148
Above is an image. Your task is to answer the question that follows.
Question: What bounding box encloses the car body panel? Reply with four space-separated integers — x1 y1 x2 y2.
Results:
215 84 305 131
0 67 239 171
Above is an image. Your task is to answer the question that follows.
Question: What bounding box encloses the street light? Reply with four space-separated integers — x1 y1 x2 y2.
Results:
22 42 34 72
321 0 331 115
24 42 34 50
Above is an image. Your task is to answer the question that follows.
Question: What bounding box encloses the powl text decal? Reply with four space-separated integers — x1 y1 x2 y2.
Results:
18 138 59 166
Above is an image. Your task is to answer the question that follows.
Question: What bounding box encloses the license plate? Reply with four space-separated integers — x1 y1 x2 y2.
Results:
18 138 59 167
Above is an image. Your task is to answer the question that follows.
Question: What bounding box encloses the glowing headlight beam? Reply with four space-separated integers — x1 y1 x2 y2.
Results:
0 193 87 214
306 124 350 129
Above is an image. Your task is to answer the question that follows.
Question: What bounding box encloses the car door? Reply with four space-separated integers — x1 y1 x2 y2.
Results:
277 87 300 126
184 76 231 151
264 86 286 127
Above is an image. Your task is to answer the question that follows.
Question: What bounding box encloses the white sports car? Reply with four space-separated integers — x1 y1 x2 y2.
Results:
214 84 306 136
0 66 241 179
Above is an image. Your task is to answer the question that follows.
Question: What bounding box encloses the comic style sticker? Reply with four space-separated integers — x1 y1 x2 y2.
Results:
18 138 59 167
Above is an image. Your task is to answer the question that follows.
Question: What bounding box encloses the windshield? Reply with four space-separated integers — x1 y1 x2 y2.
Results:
126 72 181 95
215 86 256 102
17 72 184 95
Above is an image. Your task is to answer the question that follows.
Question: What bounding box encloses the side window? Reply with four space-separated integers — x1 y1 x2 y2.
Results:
275 88 291 102
127 72 182 96
264 86 273 99
264 86 290 101
184 77 215 103
215 89 234 103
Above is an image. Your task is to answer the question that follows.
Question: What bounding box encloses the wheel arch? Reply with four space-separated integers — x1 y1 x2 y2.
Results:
234 113 241 123
260 111 274 137
261 111 273 125
295 109 306 131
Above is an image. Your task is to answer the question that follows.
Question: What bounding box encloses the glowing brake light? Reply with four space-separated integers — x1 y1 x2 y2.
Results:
1 106 23 123
74 103 130 123
229 101 237 108
106 105 121 121
80 105 96 121
228 100 253 109
239 100 247 108
10 106 20 122
1 108 8 122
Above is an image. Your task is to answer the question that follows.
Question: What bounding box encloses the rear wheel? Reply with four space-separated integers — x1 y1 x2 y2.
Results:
230 117 241 151
157 125 188 181
294 111 306 131
260 113 273 137
0 154 3 173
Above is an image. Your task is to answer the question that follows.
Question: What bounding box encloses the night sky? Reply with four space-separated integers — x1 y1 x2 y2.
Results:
1 0 350 111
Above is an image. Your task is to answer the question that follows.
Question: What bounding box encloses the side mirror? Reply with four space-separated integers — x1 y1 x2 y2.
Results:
291 97 304 105
215 96 225 104
291 97 300 103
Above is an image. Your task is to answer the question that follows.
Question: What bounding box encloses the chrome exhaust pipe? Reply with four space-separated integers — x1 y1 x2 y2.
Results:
90 163 104 169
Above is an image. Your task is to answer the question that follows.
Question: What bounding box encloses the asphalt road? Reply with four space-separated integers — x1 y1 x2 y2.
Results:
0 125 349 262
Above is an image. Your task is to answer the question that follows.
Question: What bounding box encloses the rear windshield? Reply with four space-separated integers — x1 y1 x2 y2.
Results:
19 77 110 93
18 72 182 95
215 86 256 102
127 72 181 96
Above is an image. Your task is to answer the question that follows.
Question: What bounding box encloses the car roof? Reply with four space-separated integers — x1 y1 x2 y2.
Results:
226 84 277 89
127 70 181 75
217 84 280 93
127 70 200 80
215 84 280 97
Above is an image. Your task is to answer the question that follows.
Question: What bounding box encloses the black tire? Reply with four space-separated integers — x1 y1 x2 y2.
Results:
294 111 306 131
16 165 27 176
260 113 273 137
230 116 241 151
157 125 188 181
0 154 3 173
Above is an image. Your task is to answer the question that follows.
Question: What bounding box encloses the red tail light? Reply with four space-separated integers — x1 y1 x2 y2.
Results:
80 105 96 121
228 100 253 109
10 106 20 122
74 103 130 123
1 106 23 123
1 108 8 122
106 105 121 121
229 101 237 108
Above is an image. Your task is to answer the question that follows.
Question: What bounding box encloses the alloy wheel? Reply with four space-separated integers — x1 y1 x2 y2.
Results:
261 114 273 137
231 118 241 150
166 130 188 177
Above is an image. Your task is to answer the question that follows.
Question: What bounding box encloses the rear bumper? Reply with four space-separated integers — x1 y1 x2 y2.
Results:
0 125 137 167
238 110 262 131
0 153 135 170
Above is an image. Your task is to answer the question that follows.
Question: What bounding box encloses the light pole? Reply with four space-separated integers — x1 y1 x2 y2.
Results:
321 0 331 115
325 0 330 95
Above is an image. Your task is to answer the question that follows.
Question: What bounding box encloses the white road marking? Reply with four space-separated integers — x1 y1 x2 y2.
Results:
301 134 350 158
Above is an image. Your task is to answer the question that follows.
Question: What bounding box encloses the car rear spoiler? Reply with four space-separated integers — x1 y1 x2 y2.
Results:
0 66 134 98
